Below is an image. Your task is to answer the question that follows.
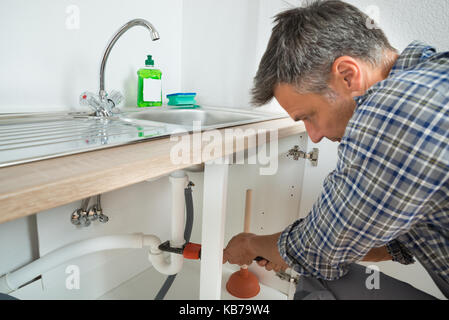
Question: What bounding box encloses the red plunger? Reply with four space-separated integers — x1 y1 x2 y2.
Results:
226 189 260 298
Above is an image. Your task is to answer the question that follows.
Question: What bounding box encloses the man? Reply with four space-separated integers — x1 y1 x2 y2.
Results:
223 0 448 299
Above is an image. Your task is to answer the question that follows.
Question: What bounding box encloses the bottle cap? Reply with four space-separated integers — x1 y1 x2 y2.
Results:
145 55 154 66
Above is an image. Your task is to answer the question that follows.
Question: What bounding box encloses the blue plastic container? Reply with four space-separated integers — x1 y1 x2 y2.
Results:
166 93 197 106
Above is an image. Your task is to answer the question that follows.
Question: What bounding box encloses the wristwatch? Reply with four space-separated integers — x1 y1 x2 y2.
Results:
386 240 415 265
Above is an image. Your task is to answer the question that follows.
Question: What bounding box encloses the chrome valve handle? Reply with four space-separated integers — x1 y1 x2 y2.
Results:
80 91 121 117
71 195 108 228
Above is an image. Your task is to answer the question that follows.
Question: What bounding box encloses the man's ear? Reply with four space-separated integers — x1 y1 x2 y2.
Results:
331 56 364 94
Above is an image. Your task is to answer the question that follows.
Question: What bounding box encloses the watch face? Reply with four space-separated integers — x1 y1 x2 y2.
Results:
386 241 415 265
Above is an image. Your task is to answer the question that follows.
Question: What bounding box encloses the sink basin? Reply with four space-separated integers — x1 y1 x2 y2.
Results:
123 109 257 127
119 106 284 130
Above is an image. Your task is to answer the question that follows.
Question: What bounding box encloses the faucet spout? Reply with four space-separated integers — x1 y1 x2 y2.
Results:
99 18 160 101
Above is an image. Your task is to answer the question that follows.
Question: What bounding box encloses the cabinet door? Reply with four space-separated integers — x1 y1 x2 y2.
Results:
297 137 339 219
223 134 339 296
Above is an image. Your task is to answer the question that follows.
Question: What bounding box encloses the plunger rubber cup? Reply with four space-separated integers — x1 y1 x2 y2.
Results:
226 267 260 299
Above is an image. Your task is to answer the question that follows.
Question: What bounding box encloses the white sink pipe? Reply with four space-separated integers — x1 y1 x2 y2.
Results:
148 170 188 275
0 170 189 294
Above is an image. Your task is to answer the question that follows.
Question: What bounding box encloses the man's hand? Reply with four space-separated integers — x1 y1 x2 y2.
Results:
223 232 289 273
222 233 257 266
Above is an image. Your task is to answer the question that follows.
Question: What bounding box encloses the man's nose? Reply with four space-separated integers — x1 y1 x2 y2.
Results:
304 123 323 143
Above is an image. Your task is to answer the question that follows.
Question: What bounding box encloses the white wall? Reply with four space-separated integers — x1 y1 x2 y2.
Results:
181 0 265 109
345 0 449 52
0 0 183 113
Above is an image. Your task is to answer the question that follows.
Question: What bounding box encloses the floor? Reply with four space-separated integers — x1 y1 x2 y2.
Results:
99 260 287 300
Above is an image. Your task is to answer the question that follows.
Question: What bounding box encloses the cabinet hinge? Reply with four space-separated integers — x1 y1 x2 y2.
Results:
287 146 319 166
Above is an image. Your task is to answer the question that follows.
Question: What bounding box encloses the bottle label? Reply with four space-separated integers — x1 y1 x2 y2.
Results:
143 78 162 102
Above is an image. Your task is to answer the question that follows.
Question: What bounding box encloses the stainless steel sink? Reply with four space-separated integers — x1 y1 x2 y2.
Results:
0 106 287 168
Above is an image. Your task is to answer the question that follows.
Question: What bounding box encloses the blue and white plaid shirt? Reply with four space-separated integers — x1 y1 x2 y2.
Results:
278 42 449 283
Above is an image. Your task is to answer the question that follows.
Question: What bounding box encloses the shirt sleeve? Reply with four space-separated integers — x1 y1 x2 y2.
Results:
278 85 448 280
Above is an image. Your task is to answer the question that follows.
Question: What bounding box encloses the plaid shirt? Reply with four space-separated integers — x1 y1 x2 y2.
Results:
278 41 449 282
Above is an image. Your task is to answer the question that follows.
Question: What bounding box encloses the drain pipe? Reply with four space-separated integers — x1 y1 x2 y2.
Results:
148 170 188 275
0 233 163 294
0 170 190 294
155 180 194 299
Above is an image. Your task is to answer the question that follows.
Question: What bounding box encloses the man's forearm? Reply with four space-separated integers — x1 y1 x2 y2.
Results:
254 235 393 263
362 246 392 262
249 232 284 263
250 234 393 263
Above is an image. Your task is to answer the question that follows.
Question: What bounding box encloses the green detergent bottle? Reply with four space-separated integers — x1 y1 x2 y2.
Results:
137 55 162 107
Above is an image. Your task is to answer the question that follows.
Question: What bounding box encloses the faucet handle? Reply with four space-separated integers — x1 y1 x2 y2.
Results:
80 91 101 114
80 90 123 117
107 90 124 113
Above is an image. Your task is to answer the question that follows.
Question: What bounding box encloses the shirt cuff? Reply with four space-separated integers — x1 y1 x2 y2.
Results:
277 219 304 269
277 218 351 280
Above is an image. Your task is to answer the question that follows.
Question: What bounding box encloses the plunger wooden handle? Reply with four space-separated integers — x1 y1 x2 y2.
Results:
244 189 252 233
241 189 253 270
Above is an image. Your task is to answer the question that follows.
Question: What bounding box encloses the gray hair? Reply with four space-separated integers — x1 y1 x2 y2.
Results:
251 0 397 106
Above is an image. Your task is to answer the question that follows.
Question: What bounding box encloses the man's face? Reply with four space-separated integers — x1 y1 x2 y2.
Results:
274 83 357 143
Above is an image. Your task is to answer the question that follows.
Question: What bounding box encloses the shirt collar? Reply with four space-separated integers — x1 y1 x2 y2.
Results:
387 41 436 77
353 41 436 105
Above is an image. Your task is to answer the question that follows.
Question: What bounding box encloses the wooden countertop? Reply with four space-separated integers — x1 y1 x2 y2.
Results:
0 118 305 225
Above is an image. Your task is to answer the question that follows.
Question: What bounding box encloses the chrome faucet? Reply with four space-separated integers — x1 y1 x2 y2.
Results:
80 19 160 117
